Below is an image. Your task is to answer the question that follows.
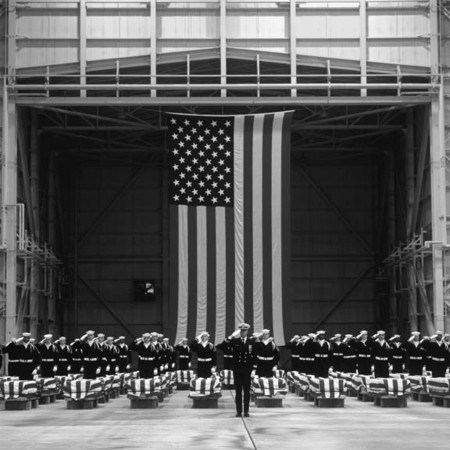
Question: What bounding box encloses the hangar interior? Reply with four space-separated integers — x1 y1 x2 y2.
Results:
1 0 450 349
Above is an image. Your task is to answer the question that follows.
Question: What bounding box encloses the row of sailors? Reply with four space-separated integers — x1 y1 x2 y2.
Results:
0 329 281 381
285 330 450 378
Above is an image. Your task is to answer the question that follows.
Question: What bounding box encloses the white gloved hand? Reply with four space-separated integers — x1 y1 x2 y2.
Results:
67 365 71 372
126 364 131 370
211 366 216 374
231 330 241 339
32 369 37 375
16 337 24 343
251 370 256 378
115 366 119 373
188 362 191 368
106 365 110 373
80 367 84 373
165 364 169 370
171 363 175 369
80 334 88 341
53 365 58 372
160 365 164 372
11 338 17 343
96 367 101 375
153 369 158 376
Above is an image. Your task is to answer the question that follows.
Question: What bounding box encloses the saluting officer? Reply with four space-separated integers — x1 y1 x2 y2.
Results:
389 334 406 374
371 331 390 378
222 323 255 418
403 331 425 376
312 330 332 378
355 330 372 375
129 333 160 379
115 336 132 373
36 334 59 377
55 337 72 376
285 335 302 372
72 330 102 379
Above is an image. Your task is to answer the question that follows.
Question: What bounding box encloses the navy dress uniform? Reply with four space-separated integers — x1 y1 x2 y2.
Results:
312 331 332 378
389 335 406 374
104 337 119 375
253 329 280 377
223 323 256 417
330 335 345 372
36 334 59 378
4 333 41 380
355 330 372 375
129 333 160 378
115 337 132 373
69 339 83 374
342 335 358 373
190 332 217 378
285 335 302 372
403 332 425 376
371 331 390 378
175 338 192 370
426 331 449 377
55 337 72 376
216 339 235 370
301 334 317 375
72 331 102 379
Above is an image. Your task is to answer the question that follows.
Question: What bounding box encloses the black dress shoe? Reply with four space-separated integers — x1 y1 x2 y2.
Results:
236 412 242 417
244 412 250 417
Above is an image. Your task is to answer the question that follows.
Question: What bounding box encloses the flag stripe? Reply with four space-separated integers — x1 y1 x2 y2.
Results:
243 115 254 326
252 114 264 333
187 207 198 340
234 116 245 326
206 207 217 341
175 205 188 343
169 205 180 343
281 111 293 345
215 207 226 343
196 206 208 336
272 112 285 345
262 114 274 336
225 207 236 330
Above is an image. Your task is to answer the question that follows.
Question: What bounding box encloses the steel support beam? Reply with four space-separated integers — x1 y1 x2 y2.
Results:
314 265 373 329
14 96 432 107
79 0 87 98
3 91 18 342
360 0 368 97
290 0 297 97
77 273 136 339
220 0 227 98
150 0 157 98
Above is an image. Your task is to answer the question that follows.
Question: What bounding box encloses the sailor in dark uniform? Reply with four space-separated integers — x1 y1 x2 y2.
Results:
371 330 390 378
190 332 216 378
3 333 40 380
355 330 372 375
342 334 358 373
55 336 72 376
175 338 192 370
36 334 59 377
426 331 449 377
285 335 302 372
72 330 102 379
330 334 345 372
253 329 280 377
222 323 256 417
389 334 406 374
129 332 160 378
312 330 332 378
403 331 425 376
104 336 119 375
114 336 132 373
216 339 235 370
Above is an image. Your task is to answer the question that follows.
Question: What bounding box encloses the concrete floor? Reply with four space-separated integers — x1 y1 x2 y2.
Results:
0 390 449 450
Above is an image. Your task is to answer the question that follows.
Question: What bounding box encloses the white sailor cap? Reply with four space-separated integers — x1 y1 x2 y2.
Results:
158 334 164 338
435 330 443 335
44 334 53 340
345 334 353 339
97 333 105 338
359 330 368 335
238 323 251 330
308 333 317 339
411 331 420 337
86 330 95 335
261 329 270 334
377 330 386 335
389 334 400 342
117 336 125 340
142 332 151 338
59 336 66 340
22 332 31 337
316 330 326 336
163 337 170 342
181 337 188 341
150 332 159 337
200 331 210 338
334 334 342 339
106 336 114 341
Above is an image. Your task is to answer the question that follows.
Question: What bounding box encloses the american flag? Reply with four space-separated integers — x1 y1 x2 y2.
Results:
168 111 293 345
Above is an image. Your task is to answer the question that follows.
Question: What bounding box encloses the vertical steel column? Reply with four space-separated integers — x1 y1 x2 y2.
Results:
47 152 57 336
359 0 367 97
4 90 18 342
150 0 157 98
290 0 297 97
79 0 87 98
430 0 446 331
220 0 227 97
388 153 397 333
29 110 40 337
